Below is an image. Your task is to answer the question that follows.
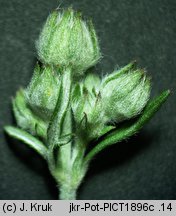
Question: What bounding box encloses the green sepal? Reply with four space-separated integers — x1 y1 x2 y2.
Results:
84 90 170 163
72 83 82 101
4 126 48 159
102 61 137 86
84 73 100 94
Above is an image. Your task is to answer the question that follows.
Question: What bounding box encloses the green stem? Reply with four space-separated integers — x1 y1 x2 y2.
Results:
56 139 87 200
47 67 73 185
59 184 77 200
47 67 72 146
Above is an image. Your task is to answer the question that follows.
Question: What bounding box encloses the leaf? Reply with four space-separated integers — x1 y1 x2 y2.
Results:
4 126 48 159
84 90 170 163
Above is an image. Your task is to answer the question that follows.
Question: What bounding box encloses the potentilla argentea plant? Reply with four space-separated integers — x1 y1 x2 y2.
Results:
5 8 170 200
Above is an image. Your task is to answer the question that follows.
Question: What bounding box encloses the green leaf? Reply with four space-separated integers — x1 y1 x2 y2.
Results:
4 126 48 159
84 90 170 163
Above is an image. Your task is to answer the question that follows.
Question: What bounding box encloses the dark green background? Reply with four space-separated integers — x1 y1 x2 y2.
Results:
0 0 176 199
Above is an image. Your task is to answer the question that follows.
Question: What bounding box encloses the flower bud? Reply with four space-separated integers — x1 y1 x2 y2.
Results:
36 8 101 74
72 73 101 121
71 73 104 139
13 89 47 137
101 66 151 123
25 64 60 121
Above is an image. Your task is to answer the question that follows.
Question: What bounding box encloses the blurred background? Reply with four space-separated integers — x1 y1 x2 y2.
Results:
0 0 176 199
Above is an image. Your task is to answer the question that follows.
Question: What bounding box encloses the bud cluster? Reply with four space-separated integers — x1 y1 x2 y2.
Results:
5 7 168 201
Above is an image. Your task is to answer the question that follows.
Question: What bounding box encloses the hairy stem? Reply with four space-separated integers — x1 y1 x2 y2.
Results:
59 184 77 200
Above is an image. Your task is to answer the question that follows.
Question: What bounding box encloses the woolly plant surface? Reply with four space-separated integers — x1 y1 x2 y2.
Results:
5 8 170 200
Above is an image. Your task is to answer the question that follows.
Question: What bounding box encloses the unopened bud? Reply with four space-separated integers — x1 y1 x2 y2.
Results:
71 73 104 139
26 64 60 120
13 89 47 137
36 8 101 74
101 65 151 123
